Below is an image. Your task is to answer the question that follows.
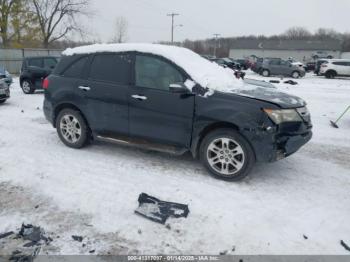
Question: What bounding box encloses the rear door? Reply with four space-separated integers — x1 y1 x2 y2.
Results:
27 58 47 87
83 53 132 137
128 53 194 147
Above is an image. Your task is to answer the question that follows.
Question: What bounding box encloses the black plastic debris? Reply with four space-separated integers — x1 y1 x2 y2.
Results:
303 235 308 240
19 224 43 243
18 224 52 245
89 250 95 254
9 247 40 262
72 235 83 242
284 80 298 85
341 240 350 252
0 231 14 239
135 193 189 224
269 80 280 84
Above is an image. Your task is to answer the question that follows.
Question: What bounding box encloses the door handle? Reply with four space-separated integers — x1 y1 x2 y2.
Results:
78 86 91 91
131 95 147 101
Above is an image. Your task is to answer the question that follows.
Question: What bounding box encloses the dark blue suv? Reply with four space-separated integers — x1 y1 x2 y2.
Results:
43 44 312 181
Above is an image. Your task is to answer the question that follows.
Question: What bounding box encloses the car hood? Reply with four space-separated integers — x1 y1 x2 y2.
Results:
228 82 306 108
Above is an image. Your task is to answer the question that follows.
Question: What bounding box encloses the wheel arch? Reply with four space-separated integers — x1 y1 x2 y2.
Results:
53 103 90 130
191 121 255 159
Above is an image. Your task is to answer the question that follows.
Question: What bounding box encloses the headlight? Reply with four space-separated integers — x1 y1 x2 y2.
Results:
263 109 302 124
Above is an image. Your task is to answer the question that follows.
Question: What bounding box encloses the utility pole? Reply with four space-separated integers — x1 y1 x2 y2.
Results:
213 33 221 57
167 13 179 44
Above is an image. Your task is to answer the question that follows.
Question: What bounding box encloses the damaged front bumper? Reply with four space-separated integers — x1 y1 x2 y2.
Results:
0 86 10 100
243 120 313 162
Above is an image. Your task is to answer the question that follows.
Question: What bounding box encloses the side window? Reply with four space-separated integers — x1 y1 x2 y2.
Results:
135 55 184 91
89 54 131 85
28 58 43 68
44 58 57 69
62 56 89 78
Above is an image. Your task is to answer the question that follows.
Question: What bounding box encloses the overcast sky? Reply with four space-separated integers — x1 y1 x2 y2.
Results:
84 0 350 43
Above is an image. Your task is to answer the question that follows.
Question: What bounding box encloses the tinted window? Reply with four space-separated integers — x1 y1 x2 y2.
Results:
135 55 184 91
28 58 43 68
333 62 349 66
63 56 88 78
89 54 131 84
43 58 57 69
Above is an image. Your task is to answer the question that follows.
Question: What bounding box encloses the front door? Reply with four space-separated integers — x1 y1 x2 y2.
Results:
128 54 195 147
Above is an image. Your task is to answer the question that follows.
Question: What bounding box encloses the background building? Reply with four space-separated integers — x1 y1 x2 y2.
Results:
229 39 342 62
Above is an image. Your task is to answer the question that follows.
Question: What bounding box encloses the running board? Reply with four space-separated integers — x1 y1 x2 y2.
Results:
96 135 188 156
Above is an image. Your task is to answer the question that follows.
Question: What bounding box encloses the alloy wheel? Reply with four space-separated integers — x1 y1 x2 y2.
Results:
60 114 82 143
207 137 245 176
22 81 31 93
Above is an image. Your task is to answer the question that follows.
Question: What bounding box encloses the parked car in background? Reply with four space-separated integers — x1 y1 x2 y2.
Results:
211 58 241 70
314 59 328 75
305 62 316 72
0 67 13 86
201 55 216 60
0 79 10 104
43 44 312 181
250 57 264 73
234 59 250 70
20 56 58 94
260 58 305 78
319 59 350 79
312 51 334 60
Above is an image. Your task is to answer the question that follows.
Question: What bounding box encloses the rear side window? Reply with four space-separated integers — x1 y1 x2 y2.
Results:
88 54 131 85
43 58 57 69
28 58 43 68
62 56 88 78
333 61 350 66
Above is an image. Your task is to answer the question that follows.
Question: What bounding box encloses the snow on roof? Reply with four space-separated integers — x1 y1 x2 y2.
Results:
63 43 243 93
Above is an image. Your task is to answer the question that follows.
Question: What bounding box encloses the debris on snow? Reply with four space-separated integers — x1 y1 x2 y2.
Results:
340 240 350 252
19 224 51 244
89 250 95 254
9 247 41 262
0 231 14 239
284 80 298 85
219 250 228 255
72 235 83 242
269 80 280 84
303 235 308 240
135 193 189 224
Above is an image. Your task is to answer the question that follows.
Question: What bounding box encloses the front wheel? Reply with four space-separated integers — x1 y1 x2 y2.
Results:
292 71 300 79
325 71 336 79
0 99 6 104
56 109 89 149
200 129 255 181
261 69 270 77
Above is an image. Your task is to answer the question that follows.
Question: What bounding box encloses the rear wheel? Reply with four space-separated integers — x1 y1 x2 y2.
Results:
200 128 255 181
21 80 35 94
261 69 270 77
325 71 336 79
56 109 89 149
0 99 6 104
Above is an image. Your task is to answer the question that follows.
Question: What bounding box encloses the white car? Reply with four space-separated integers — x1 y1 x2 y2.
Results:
319 59 350 79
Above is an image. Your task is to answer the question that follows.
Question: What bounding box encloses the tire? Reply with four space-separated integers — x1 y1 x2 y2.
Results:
261 69 270 77
56 109 89 149
291 71 300 79
21 80 35 94
325 71 336 79
0 99 6 104
199 128 255 181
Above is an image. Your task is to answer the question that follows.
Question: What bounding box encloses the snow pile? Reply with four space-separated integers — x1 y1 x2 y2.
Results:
63 43 244 93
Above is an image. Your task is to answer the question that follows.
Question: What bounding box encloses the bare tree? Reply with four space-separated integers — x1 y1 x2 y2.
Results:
111 16 128 43
283 26 312 40
0 0 20 47
31 0 90 48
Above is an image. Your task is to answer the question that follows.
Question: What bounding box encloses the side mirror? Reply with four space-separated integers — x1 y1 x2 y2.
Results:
169 83 189 93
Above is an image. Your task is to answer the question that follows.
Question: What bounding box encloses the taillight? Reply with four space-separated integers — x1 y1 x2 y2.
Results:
43 78 49 89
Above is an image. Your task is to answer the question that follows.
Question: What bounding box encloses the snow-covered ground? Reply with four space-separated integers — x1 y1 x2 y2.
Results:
0 72 349 255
